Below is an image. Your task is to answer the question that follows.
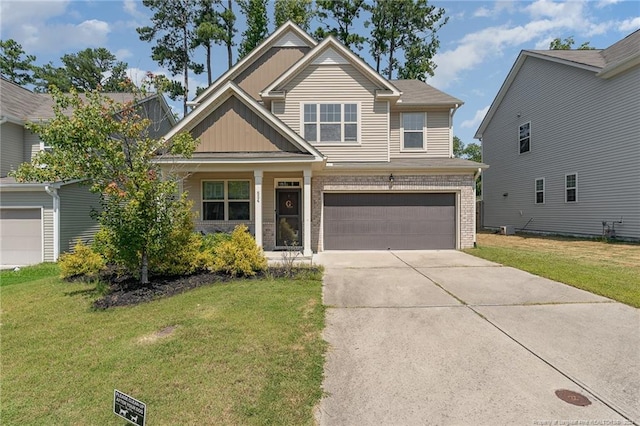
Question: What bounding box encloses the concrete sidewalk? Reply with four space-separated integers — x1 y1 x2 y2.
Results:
315 251 639 425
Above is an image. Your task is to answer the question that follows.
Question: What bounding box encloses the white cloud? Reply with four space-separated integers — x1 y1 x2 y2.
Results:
618 17 640 32
461 106 490 129
474 7 491 18
597 0 622 8
115 49 134 61
123 0 145 18
0 0 69 29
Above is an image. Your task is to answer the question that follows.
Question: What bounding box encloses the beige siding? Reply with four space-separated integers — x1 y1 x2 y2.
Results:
58 183 101 253
234 47 310 99
390 110 451 158
275 64 388 162
191 96 300 153
0 122 24 177
0 191 54 261
482 57 640 239
25 130 41 162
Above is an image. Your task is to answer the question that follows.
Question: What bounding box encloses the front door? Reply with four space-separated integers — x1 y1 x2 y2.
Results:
276 189 301 247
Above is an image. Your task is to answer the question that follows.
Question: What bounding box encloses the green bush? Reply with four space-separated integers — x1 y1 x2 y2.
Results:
59 240 106 280
201 232 232 252
212 225 267 277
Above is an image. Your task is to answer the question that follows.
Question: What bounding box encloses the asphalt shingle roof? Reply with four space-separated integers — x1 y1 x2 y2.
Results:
391 79 463 106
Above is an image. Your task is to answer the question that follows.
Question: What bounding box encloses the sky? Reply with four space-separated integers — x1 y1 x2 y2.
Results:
1 0 638 146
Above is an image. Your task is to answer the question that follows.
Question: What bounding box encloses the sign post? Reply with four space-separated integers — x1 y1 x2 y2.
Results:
114 389 146 426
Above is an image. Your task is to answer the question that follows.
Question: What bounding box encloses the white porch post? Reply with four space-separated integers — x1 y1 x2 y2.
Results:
254 170 263 248
303 169 312 256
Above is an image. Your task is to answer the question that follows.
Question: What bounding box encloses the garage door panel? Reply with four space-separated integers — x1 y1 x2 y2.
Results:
0 208 43 265
323 193 455 250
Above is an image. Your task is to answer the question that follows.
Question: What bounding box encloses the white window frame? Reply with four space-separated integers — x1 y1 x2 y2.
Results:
201 179 252 221
565 173 578 203
301 102 360 145
519 121 531 154
400 112 427 151
535 177 545 204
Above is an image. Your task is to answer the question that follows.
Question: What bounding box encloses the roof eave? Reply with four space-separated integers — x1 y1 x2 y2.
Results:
597 52 640 79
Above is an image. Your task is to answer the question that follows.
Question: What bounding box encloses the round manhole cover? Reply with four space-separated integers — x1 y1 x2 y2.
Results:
555 389 592 406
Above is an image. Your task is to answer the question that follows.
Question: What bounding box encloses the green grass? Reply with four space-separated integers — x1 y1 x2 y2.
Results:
1 268 326 425
0 263 60 287
465 245 640 308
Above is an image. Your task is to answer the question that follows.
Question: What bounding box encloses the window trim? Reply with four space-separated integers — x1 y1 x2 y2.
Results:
300 102 361 145
519 121 531 154
201 179 252 221
400 112 427 152
535 177 545 204
565 173 578 203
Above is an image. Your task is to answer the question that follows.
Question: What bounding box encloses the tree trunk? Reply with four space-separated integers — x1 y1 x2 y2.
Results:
141 249 149 285
183 22 189 116
227 0 233 69
206 43 212 85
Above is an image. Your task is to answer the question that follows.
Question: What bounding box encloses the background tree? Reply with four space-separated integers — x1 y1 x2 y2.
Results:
216 0 237 69
0 39 36 86
366 0 447 81
11 87 197 284
453 135 482 195
194 0 221 86
138 0 203 116
238 0 270 59
274 0 314 30
549 36 595 50
315 0 366 50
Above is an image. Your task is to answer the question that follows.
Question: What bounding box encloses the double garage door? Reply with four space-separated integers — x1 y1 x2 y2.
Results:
323 193 456 250
0 209 43 265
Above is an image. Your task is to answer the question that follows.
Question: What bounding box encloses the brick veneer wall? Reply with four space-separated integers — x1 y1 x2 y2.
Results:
311 174 476 251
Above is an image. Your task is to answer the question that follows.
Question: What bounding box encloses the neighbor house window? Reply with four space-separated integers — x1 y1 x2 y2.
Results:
565 173 577 202
202 180 250 220
519 122 531 153
303 103 358 143
401 112 426 150
535 178 545 204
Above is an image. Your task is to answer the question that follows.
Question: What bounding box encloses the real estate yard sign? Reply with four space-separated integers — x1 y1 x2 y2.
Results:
114 389 146 426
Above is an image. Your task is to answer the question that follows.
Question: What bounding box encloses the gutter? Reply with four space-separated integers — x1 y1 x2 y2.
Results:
44 184 60 261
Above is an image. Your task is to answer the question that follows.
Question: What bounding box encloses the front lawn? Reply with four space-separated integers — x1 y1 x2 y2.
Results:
465 232 640 308
1 267 326 424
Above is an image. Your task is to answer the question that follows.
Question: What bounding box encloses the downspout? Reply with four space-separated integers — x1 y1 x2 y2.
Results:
45 185 60 261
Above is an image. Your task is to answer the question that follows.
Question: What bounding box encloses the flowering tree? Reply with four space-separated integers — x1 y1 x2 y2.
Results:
11 86 197 285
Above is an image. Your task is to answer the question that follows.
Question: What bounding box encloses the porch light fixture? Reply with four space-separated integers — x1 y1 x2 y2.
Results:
389 174 394 183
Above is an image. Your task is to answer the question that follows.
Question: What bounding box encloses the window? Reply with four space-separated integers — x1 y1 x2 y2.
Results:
535 178 545 204
565 173 577 202
402 112 426 150
202 180 250 220
303 103 358 143
519 122 531 154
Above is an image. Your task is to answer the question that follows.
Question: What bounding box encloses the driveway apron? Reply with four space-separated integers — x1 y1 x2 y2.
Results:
315 251 639 425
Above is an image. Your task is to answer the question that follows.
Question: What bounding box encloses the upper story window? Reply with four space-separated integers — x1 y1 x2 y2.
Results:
401 112 426 150
565 173 577 203
303 103 358 143
535 178 545 204
519 122 531 154
202 180 251 221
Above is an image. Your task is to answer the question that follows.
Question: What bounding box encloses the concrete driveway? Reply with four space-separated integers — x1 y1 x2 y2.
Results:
314 251 639 425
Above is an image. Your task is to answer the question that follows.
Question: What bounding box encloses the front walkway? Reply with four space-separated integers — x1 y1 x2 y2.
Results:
314 251 639 425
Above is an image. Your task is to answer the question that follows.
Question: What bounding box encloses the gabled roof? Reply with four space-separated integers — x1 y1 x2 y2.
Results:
161 81 325 162
474 29 640 139
391 80 463 107
260 36 401 100
192 21 317 104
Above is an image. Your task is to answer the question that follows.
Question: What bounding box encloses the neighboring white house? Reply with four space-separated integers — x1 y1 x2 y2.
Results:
0 78 176 266
475 30 640 240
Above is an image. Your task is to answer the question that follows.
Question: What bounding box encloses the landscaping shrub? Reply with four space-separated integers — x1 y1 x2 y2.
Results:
212 225 267 277
201 232 232 252
59 240 106 280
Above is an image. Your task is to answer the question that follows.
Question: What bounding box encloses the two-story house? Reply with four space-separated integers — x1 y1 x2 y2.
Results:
0 78 175 266
160 22 484 256
475 30 639 240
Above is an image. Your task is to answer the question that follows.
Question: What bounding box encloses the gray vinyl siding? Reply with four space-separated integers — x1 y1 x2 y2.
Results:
25 130 41 162
0 122 24 177
482 57 640 239
390 110 451 158
58 183 100 254
274 64 388 162
142 99 174 139
0 191 54 261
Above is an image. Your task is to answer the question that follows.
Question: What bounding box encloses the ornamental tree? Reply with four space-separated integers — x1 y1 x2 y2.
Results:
10 86 197 285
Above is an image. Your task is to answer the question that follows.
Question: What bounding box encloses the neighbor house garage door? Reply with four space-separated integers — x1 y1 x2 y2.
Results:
323 193 456 250
0 209 43 265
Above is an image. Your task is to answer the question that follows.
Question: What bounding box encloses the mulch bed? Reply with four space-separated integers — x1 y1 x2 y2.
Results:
90 266 319 309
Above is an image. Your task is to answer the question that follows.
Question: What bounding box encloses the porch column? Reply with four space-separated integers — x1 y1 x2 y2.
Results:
303 169 312 256
254 170 263 248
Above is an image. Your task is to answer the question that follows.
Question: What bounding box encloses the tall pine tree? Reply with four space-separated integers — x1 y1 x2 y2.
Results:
274 0 314 30
238 0 269 59
315 0 366 50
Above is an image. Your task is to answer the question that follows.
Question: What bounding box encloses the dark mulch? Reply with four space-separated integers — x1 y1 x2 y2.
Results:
91 266 320 309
